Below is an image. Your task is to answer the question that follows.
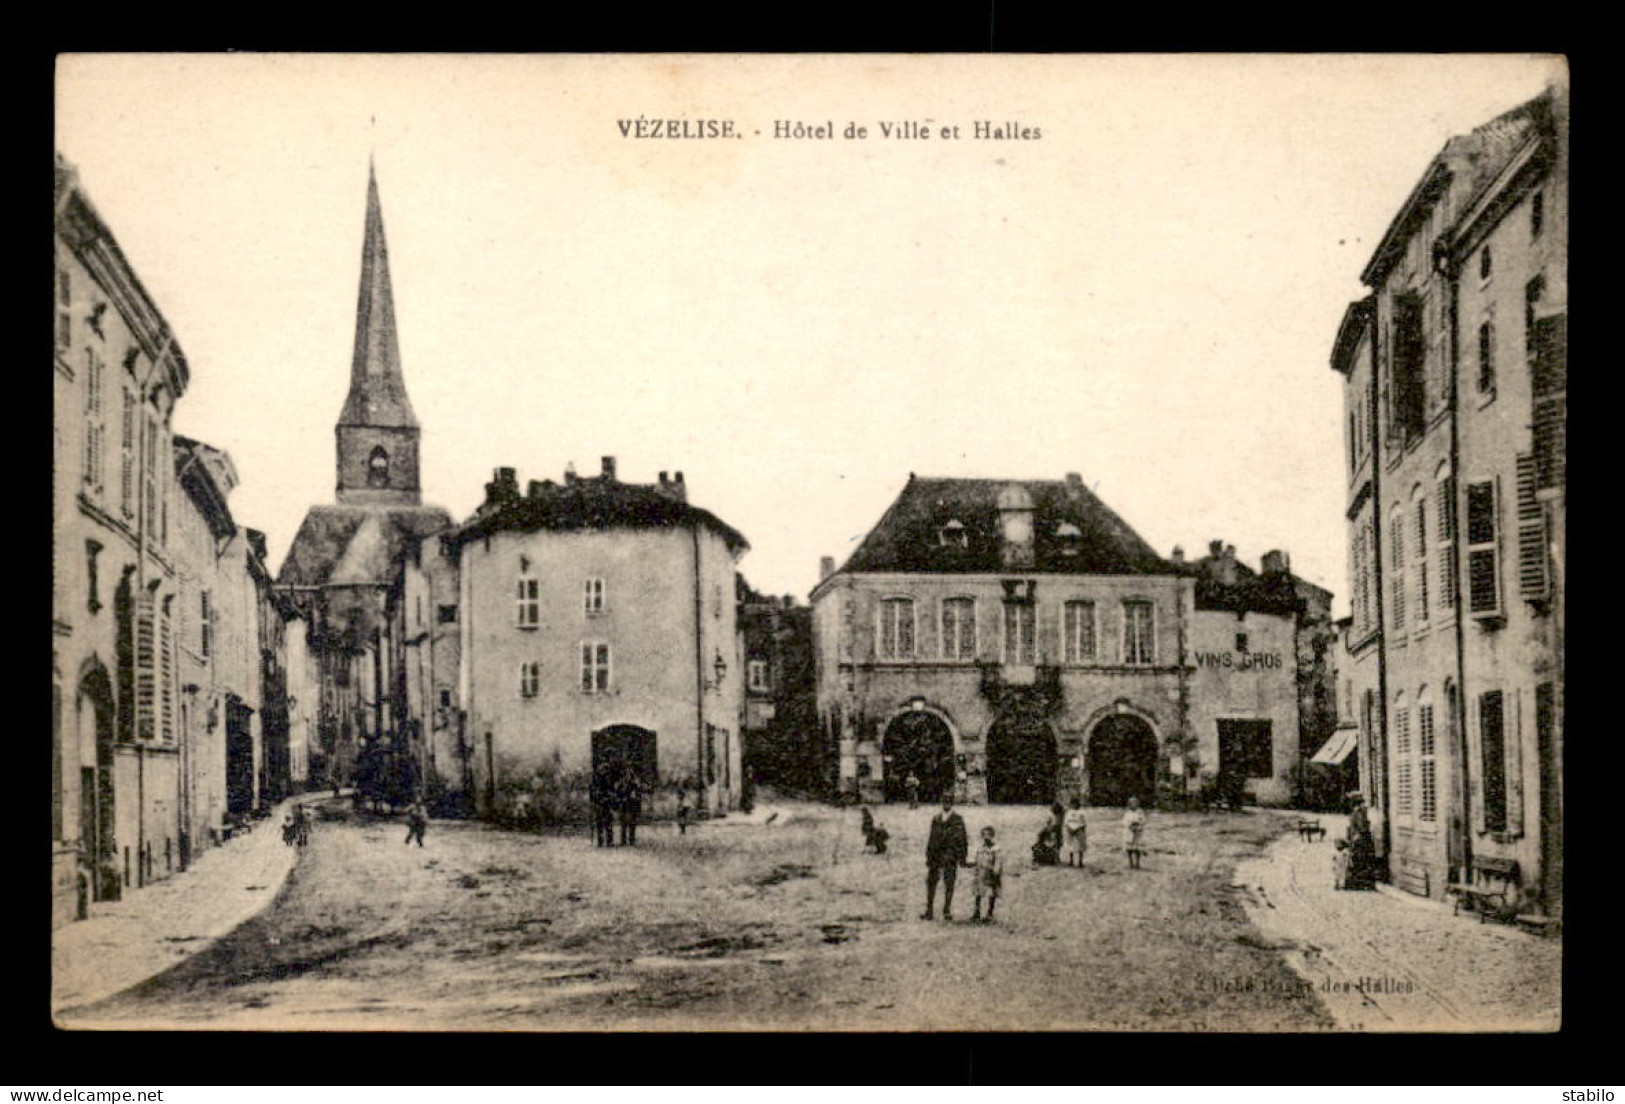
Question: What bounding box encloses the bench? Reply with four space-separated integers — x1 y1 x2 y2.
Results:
1295 817 1327 842
1449 856 1521 923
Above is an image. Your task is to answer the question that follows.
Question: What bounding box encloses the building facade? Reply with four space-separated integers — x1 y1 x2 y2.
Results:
447 461 749 824
384 528 468 813
810 474 1314 807
738 583 822 798
1332 86 1565 913
54 155 191 925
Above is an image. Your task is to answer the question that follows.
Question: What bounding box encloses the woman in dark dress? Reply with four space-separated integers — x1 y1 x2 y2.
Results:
1341 794 1378 890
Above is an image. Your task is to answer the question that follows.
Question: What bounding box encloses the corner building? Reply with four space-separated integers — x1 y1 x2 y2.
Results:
447 461 749 823
1332 86 1564 914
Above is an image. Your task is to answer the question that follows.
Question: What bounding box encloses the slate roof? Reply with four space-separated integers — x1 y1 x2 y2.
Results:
447 476 749 554
836 474 1170 576
277 504 453 588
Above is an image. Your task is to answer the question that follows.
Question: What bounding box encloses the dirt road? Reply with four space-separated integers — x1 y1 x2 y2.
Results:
62 799 1332 1031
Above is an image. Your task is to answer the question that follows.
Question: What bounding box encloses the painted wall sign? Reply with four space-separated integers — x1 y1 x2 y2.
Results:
1193 651 1284 671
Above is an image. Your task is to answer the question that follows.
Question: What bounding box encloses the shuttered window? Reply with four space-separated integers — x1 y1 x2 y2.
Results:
1480 691 1507 834
1389 512 1407 630
136 593 156 741
1515 453 1548 601
1465 480 1502 617
1436 476 1457 612
1414 497 1430 622
1418 702 1437 823
1394 705 1412 818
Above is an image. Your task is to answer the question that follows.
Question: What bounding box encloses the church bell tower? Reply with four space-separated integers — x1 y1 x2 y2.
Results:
335 163 422 506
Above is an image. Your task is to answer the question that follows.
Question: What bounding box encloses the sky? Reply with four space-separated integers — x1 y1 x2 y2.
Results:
55 54 1565 613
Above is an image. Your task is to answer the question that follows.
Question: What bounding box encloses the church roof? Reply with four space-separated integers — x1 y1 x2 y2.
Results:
337 164 418 430
834 474 1170 577
447 475 749 555
277 504 452 589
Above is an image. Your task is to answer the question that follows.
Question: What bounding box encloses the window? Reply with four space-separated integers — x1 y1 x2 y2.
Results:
1477 319 1496 394
439 690 452 708
1413 494 1429 622
200 590 213 660
136 592 155 741
1003 601 1036 665
56 265 71 350
747 659 771 692
516 573 540 628
1122 600 1154 666
1530 191 1544 238
580 643 611 693
368 446 389 487
1418 698 1437 823
143 414 159 536
1513 453 1548 602
1063 600 1097 663
1389 509 1406 631
1479 690 1507 833
1436 474 1457 612
1525 275 1546 359
1465 480 1502 617
82 348 104 492
1393 699 1412 818
437 604 458 624
1235 631 1249 654
120 388 136 517
584 577 605 614
1056 522 1083 556
519 661 541 698
878 597 916 660
941 597 977 661
1392 293 1426 440
938 519 968 549
1479 245 1492 281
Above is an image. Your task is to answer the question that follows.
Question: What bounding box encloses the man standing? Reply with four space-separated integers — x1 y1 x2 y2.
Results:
922 796 969 921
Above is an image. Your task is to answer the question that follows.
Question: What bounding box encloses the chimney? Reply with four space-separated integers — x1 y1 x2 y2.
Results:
1261 549 1289 576
1215 544 1238 585
527 480 548 499
1065 471 1083 492
563 462 578 486
484 466 520 509
1170 545 1184 564
819 556 836 581
601 456 617 481
1208 540 1224 558
996 483 1036 570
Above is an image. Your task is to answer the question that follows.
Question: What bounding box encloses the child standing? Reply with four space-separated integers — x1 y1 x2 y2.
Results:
971 826 1004 923
1063 797 1089 868
1121 797 1146 869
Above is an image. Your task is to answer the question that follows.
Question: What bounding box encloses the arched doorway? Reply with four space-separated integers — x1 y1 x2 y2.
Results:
592 724 658 790
1086 714 1157 807
77 662 117 902
986 715 1059 804
882 711 954 802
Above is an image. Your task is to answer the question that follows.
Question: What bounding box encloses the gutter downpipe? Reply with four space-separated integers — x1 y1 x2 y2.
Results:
1439 241 1474 881
1369 299 1392 880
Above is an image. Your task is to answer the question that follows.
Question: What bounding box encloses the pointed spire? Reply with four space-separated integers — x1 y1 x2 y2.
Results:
338 162 417 428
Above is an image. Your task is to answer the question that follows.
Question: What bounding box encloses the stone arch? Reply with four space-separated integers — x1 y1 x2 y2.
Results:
985 714 1061 804
368 445 390 487
1084 706 1160 807
76 656 118 901
881 704 958 802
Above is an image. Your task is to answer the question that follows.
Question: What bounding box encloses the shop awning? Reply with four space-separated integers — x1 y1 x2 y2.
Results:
1310 727 1358 766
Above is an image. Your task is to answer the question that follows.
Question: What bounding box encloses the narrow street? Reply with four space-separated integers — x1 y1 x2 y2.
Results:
59 798 1335 1032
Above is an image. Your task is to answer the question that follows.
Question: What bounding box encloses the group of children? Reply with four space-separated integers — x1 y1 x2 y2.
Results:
966 799 1149 922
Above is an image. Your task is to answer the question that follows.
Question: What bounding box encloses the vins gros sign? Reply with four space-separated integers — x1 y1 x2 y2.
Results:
1194 651 1284 671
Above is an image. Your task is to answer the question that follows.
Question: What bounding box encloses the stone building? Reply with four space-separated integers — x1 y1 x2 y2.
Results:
276 165 452 793
738 581 821 798
53 155 191 924
383 527 467 813
810 474 1314 807
171 437 263 861
1330 85 1564 915
444 461 749 824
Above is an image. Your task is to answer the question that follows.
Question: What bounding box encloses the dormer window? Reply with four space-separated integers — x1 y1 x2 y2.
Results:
938 519 968 549
1056 522 1083 555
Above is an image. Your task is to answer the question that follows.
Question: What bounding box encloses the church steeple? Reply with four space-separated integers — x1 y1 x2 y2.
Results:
335 163 422 506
